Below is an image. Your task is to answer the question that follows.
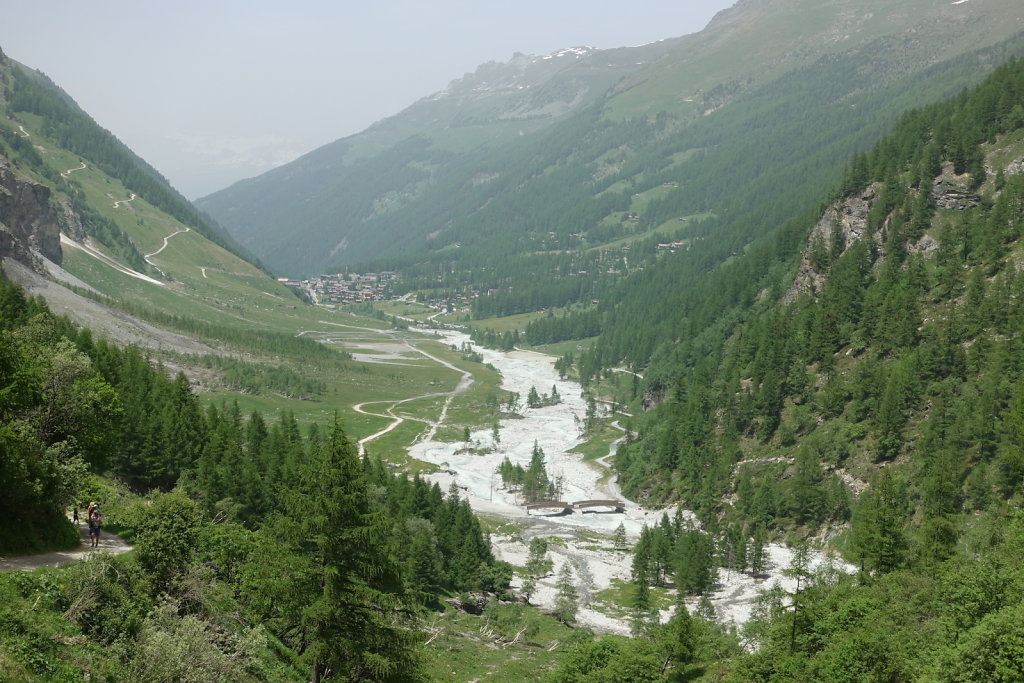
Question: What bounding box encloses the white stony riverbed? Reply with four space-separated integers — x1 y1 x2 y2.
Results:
407 328 850 635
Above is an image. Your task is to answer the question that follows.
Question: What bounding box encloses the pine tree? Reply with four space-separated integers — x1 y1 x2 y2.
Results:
287 417 421 682
554 561 579 624
630 575 657 637
523 441 550 502
613 522 628 552
850 470 906 575
999 383 1024 483
783 543 813 653
632 526 654 582
696 594 716 622
792 447 825 524
749 527 768 576
527 385 542 408
585 398 599 434
658 604 697 675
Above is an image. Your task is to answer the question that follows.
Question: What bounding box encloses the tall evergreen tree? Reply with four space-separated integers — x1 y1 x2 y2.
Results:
286 417 422 682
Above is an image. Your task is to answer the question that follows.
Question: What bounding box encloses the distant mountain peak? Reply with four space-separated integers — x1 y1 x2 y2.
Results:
540 46 596 60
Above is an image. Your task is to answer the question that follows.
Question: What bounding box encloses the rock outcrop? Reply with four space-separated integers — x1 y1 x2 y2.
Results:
932 170 980 210
0 159 62 266
1005 155 1024 176
784 185 878 303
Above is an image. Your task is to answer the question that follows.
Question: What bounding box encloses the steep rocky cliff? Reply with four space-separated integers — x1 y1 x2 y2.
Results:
783 185 879 304
0 159 62 266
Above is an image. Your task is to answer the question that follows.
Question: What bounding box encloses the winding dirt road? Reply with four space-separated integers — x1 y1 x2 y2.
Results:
112 193 137 208
353 338 474 454
142 226 190 278
144 227 190 260
61 161 87 178
302 316 476 454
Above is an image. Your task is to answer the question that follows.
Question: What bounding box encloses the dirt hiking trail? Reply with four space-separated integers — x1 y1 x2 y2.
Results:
0 522 131 572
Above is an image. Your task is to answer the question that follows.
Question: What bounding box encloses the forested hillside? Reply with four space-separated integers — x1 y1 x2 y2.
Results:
532 54 1024 683
613 55 1024 520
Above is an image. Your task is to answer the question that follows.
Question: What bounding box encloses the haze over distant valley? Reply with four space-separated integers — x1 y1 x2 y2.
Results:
1 1 732 198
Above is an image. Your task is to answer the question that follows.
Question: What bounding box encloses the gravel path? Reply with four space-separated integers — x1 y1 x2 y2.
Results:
0 522 131 572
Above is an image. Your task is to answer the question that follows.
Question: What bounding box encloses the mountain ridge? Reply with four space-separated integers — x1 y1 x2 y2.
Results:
198 0 1024 278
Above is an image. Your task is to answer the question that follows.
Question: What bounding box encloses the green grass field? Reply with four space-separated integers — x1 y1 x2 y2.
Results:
569 422 621 462
465 311 545 334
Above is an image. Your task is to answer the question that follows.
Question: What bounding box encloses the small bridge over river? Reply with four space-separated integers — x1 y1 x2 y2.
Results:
572 499 625 513
523 499 624 515
524 501 572 515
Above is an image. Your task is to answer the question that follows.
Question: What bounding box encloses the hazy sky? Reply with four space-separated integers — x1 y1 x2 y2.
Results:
2 1 734 199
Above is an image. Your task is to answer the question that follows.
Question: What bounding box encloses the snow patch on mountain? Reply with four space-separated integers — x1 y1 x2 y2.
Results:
541 46 595 60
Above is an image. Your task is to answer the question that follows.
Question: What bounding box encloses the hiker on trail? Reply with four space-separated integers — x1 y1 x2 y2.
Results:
72 507 79 525
87 507 102 548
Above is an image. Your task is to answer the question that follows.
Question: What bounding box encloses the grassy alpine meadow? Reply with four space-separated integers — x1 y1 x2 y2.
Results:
570 421 622 463
181 315 509 458
391 395 451 424
44 155 324 334
466 310 545 334
363 420 435 467
524 336 598 358
200 343 461 422
590 579 674 622
371 299 438 321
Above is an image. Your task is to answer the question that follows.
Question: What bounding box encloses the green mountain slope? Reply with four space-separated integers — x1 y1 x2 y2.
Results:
199 0 1024 280
0 48 313 338
527 54 1024 683
615 54 1024 528
594 57 1024 682
605 0 1024 119
196 40 681 277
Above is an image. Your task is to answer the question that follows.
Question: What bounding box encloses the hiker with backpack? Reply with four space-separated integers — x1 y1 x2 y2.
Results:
87 504 102 548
